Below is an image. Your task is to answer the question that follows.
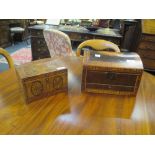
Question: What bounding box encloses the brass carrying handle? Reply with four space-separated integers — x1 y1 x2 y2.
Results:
0 48 14 69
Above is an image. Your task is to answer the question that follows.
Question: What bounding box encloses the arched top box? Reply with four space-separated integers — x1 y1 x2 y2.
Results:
81 50 143 96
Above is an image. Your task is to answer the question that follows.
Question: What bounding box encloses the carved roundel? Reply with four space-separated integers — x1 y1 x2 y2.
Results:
31 81 43 96
53 76 63 89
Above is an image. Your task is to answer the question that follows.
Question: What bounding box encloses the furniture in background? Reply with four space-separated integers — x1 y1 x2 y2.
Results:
0 48 14 69
136 20 155 72
0 20 10 47
29 24 122 60
110 19 122 30
1 56 155 134
80 19 92 27
43 29 73 57
29 19 45 26
62 26 122 45
60 19 76 25
98 19 110 28
76 39 120 56
0 20 28 47
121 19 139 51
10 27 25 45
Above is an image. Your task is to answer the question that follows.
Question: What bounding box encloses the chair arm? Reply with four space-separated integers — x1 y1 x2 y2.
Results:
0 48 14 69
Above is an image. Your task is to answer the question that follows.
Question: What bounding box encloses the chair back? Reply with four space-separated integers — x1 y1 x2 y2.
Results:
0 48 14 69
76 39 120 56
43 29 73 57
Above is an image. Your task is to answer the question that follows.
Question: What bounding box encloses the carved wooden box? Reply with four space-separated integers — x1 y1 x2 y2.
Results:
16 58 68 103
82 51 143 95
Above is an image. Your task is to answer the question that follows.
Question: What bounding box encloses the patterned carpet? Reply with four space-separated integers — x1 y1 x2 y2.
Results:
0 47 32 66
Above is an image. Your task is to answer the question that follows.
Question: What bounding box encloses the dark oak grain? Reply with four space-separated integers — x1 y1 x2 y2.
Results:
0 56 155 134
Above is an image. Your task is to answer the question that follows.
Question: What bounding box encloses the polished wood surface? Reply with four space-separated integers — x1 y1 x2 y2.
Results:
0 56 155 134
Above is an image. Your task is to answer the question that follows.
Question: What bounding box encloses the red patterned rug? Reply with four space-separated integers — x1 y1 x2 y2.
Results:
0 48 32 65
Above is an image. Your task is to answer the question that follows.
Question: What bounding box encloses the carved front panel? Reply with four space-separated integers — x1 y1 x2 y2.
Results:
23 72 67 103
